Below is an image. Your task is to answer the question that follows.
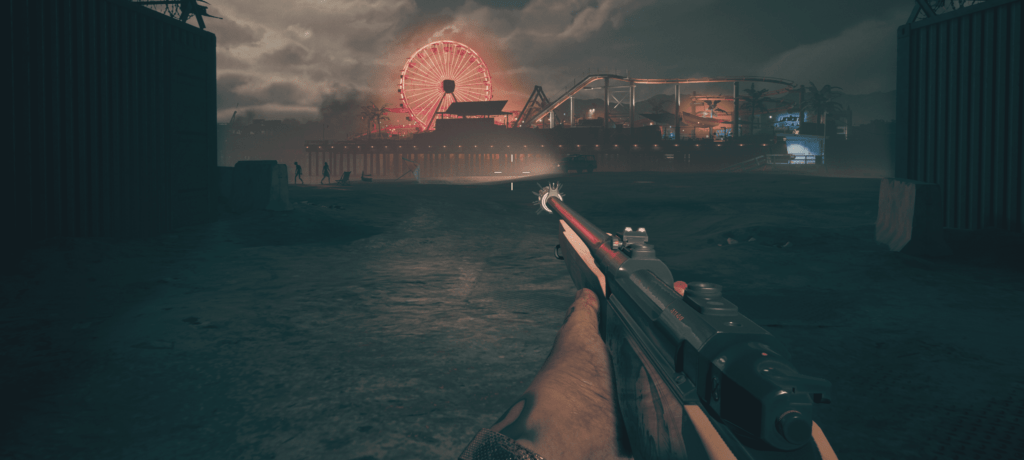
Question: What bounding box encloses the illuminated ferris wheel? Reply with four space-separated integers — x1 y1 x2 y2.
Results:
398 40 492 131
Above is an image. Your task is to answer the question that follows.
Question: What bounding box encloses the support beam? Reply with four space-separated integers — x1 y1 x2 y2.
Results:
629 82 635 136
692 91 698 138
732 82 739 138
603 77 610 130
569 97 574 127
674 85 680 141
798 85 805 130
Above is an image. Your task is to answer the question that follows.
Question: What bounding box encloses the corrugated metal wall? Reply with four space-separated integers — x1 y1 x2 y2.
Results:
896 0 1023 233
4 0 217 239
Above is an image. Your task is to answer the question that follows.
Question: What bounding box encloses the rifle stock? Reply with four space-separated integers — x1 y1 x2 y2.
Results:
537 183 838 460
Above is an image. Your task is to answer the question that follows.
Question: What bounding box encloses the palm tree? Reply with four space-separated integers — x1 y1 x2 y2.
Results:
802 82 845 124
359 104 376 141
359 103 391 140
743 83 770 136
372 104 390 139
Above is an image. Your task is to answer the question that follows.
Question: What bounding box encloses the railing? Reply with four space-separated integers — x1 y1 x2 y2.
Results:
718 154 819 172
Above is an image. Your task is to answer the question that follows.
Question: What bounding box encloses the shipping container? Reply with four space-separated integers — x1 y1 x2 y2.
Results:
5 0 218 239
896 0 1023 233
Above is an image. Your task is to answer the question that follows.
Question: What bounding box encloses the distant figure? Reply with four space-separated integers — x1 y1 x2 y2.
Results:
413 164 421 184
293 162 303 184
321 162 331 184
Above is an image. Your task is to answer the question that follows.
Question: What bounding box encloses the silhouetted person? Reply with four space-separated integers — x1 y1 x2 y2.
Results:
321 162 331 184
294 162 303 184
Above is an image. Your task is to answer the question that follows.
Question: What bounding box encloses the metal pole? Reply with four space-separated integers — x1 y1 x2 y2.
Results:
570 96 574 127
732 82 739 138
603 77 610 131
692 91 698 138
674 85 680 141
822 110 827 166
798 85 805 130
629 82 635 138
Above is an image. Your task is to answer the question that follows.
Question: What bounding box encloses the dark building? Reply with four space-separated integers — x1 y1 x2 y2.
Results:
897 0 1023 233
5 0 218 240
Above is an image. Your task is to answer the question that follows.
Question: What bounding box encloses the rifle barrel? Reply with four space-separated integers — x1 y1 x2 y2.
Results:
547 197 630 269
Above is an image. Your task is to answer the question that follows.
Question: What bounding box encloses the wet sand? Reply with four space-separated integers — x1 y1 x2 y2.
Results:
3 172 1022 459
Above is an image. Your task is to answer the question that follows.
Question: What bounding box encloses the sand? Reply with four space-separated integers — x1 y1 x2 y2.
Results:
3 172 1022 459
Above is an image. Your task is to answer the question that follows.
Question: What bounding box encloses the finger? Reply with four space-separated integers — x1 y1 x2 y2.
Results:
673 281 688 297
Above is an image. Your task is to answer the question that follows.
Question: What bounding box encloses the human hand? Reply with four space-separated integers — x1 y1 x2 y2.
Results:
487 281 688 460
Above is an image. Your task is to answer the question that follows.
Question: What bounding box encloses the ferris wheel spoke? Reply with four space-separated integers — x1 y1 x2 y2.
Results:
451 47 469 77
453 63 484 85
406 93 440 115
450 46 470 80
439 44 455 79
459 69 487 83
457 84 488 96
443 46 461 79
404 65 434 85
407 90 442 111
455 89 487 102
451 59 475 82
423 47 449 80
416 50 447 83
416 57 446 87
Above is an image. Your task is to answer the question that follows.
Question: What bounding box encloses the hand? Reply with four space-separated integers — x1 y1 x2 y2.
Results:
488 281 688 460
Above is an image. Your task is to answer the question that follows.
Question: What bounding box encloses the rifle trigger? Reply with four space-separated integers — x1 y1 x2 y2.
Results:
554 244 565 260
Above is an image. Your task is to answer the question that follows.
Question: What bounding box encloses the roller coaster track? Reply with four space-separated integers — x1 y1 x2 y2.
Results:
523 74 795 127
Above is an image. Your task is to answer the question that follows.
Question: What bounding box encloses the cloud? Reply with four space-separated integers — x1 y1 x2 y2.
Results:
258 43 313 68
216 51 251 70
261 82 305 104
207 17 264 49
757 10 903 95
450 0 657 44
205 0 420 121
554 0 655 41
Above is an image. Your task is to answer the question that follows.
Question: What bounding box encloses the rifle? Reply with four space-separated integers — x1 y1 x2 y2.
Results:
534 183 837 460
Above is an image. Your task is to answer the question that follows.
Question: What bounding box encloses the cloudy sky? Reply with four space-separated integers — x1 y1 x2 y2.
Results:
202 0 911 124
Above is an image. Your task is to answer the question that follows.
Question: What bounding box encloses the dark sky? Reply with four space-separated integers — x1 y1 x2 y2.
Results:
204 0 913 122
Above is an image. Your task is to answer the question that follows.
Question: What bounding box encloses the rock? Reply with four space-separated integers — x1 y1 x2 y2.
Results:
782 242 791 248
727 238 739 245
748 237 756 242
875 178 950 256
227 161 293 212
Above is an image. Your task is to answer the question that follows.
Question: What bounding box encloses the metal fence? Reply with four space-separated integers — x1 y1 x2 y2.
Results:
5 0 218 239
896 0 1023 233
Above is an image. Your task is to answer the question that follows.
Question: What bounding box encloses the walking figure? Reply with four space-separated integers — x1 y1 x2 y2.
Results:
321 162 331 184
294 162 303 184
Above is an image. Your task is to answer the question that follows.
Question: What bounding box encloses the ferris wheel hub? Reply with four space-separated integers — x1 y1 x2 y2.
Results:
442 80 456 93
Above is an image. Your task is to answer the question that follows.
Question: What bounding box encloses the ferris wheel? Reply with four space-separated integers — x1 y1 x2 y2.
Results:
398 40 492 131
